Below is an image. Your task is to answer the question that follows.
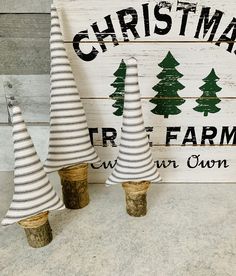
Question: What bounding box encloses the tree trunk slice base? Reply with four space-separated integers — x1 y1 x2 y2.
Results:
58 163 89 209
18 212 52 248
122 181 150 217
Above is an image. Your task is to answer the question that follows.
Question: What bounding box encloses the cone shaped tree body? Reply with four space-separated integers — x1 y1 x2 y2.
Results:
44 5 100 172
109 59 127 116
193 69 222 116
150 51 185 118
2 106 65 226
106 58 161 185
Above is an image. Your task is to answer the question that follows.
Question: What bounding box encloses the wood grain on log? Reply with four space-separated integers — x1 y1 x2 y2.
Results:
59 164 90 209
23 220 53 248
122 181 150 217
18 212 53 248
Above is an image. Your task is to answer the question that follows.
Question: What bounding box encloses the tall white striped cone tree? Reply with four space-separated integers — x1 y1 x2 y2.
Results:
2 105 65 248
106 57 161 216
44 5 100 209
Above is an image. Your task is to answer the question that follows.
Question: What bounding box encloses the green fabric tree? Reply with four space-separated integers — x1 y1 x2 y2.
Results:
194 69 222 116
109 59 127 116
150 51 185 118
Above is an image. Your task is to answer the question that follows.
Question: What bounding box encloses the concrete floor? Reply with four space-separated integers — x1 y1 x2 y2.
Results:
0 172 236 276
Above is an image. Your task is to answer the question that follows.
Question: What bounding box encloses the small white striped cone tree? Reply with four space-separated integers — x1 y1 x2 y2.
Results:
106 57 161 216
2 105 65 248
44 5 100 209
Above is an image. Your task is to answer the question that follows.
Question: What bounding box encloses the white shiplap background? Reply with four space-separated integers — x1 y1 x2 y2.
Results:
0 0 236 182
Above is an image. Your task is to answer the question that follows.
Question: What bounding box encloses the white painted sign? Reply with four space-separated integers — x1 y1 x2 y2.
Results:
52 0 236 183
1 0 235 183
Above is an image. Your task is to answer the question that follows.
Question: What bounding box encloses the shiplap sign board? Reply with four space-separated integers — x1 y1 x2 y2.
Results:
1 0 236 183
52 0 236 182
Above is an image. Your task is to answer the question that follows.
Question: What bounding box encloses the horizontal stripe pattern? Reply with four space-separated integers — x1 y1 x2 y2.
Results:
44 5 100 172
106 58 161 185
2 106 65 226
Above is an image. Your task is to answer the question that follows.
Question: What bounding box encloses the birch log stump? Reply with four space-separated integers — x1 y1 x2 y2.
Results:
18 211 52 248
58 163 89 209
122 181 150 217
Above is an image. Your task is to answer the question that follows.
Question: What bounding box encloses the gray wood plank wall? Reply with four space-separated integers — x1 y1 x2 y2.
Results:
0 1 52 169
0 3 51 74
0 0 51 121
0 0 52 13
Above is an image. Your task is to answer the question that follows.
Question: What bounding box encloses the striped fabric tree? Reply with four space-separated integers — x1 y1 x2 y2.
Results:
44 5 100 209
106 57 161 216
2 105 65 248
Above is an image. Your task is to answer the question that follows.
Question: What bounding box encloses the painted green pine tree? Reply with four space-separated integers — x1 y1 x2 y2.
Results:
150 51 185 118
193 69 222 116
109 59 127 116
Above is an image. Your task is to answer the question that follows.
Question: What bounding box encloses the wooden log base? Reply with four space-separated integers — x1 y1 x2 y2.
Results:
122 181 150 217
58 163 89 209
18 211 52 248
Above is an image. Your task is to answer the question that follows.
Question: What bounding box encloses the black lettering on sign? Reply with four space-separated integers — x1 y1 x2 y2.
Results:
154 1 172 35
187 154 229 168
155 160 179 168
182 127 197 145
220 126 236 145
73 4 236 61
201 126 217 145
166 127 181 145
73 30 99 61
91 15 119 52
102 128 117 147
177 1 197 36
91 160 117 169
117 7 140 42
142 3 150 37
194 7 223 41
89 128 98 145
89 126 236 146
215 17 236 53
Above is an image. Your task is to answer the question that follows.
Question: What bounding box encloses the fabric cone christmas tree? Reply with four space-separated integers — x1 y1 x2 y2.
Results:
106 57 161 185
44 5 100 209
44 5 100 172
2 106 64 226
106 57 161 217
2 105 64 247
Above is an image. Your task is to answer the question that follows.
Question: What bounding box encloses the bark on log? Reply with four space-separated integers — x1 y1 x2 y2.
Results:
18 211 52 248
122 181 150 217
58 163 89 209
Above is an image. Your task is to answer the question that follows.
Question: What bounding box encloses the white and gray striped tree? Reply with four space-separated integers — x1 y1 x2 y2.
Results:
106 57 161 185
44 5 100 209
44 5 100 172
2 105 64 226
2 105 64 247
106 57 161 216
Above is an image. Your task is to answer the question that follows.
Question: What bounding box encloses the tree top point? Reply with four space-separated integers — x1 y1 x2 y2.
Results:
159 51 180 68
203 68 220 81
